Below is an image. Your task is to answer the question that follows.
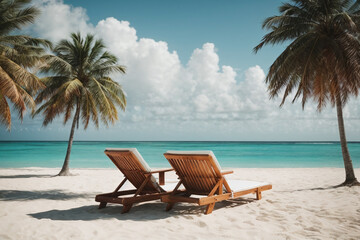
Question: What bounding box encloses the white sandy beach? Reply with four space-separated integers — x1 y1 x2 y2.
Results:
0 167 359 240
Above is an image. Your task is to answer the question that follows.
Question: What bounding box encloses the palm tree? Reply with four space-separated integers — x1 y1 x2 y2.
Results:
34 33 126 176
254 0 360 186
0 0 51 130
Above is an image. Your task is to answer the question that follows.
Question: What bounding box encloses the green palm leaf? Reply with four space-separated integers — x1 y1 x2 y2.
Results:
0 0 50 130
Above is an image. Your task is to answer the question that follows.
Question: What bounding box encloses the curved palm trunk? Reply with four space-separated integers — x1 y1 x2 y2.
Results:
335 95 359 186
58 104 80 176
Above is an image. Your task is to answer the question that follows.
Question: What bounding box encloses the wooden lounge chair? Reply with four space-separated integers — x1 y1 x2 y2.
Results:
95 148 180 213
161 151 272 214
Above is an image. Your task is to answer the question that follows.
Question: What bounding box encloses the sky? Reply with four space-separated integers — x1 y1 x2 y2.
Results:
1 0 360 141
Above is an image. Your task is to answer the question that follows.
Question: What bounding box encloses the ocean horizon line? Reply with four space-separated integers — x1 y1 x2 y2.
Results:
1 140 360 143
0 140 360 143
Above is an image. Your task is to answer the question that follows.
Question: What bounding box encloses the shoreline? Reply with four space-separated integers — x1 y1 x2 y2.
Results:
1 168 359 239
0 166 357 170
2 140 360 142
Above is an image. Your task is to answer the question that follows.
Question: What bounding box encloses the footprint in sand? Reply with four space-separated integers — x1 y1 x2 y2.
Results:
304 227 320 233
197 220 207 228
228 217 237 222
183 215 194 220
244 220 254 226
256 215 269 222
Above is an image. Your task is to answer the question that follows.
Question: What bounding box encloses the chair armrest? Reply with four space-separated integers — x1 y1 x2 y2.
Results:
150 168 174 174
150 168 174 185
221 170 234 175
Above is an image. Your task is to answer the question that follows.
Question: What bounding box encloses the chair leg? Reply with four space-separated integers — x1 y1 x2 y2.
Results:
166 203 175 211
205 203 215 214
122 204 133 214
256 190 262 200
98 202 107 209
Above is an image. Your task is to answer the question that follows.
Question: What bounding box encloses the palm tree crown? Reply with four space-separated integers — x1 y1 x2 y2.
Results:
254 0 360 110
35 32 126 128
0 0 51 129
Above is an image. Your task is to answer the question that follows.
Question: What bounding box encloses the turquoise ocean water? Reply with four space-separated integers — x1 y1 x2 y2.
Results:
0 141 359 169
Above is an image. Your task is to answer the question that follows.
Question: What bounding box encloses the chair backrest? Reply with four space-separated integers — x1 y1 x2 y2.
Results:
164 150 223 195
105 148 160 192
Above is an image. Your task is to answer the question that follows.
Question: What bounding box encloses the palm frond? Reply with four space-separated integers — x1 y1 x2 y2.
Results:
0 56 44 92
0 66 20 103
0 0 50 130
35 32 127 129
255 0 360 111
0 95 11 130
60 78 83 101
0 4 40 35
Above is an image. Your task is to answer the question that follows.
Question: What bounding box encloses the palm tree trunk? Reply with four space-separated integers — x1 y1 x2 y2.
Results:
335 94 359 186
58 104 80 176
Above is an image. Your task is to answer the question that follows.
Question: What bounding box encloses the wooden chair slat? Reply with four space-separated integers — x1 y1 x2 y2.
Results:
162 152 272 214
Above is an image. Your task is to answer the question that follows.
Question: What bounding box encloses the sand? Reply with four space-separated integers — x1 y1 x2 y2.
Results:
0 167 359 240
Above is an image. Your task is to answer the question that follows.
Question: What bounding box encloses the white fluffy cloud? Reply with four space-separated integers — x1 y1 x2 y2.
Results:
15 0 360 141
31 0 94 41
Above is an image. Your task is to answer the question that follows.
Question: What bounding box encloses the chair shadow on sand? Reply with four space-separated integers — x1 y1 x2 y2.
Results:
0 190 94 201
279 185 344 193
0 174 54 179
28 198 254 221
